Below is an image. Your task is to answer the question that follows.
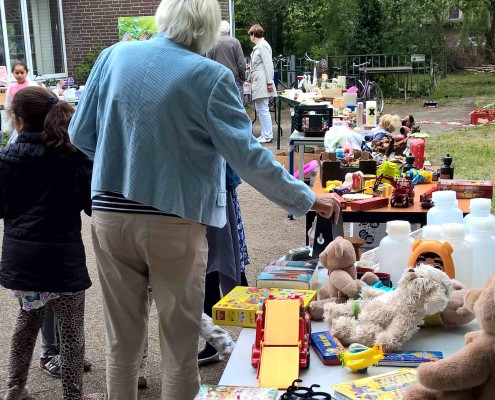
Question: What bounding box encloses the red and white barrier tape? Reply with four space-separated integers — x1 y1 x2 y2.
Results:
418 120 474 127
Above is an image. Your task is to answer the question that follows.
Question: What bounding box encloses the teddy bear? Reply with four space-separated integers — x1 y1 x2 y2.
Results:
324 264 452 352
308 236 379 320
403 275 495 400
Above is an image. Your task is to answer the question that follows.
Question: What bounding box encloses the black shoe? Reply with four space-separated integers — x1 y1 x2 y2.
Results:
198 343 220 366
40 355 61 378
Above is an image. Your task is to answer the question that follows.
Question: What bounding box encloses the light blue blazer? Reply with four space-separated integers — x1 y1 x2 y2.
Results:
69 34 314 227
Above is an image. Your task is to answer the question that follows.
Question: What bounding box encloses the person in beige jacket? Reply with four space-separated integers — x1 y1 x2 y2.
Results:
248 24 276 143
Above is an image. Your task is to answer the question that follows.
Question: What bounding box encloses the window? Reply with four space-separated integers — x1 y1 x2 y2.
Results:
26 0 65 75
0 0 66 79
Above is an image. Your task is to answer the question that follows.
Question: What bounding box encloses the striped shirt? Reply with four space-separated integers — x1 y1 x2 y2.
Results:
92 192 177 216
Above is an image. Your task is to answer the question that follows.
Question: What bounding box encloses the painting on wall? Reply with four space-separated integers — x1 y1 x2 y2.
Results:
118 16 157 41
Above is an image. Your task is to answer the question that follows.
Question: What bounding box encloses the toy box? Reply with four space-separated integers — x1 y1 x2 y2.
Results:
212 287 317 328
437 179 493 199
292 104 333 137
311 331 344 365
470 109 495 125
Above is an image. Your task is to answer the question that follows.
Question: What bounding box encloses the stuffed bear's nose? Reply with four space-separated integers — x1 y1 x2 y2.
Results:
408 268 415 273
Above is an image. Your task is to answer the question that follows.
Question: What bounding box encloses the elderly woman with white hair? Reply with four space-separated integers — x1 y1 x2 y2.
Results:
69 1 341 399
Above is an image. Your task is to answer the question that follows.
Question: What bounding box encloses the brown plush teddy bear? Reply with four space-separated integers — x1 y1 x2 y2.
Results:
404 275 495 400
308 236 378 320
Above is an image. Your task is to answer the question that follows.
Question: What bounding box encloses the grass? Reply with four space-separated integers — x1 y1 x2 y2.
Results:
426 123 495 209
433 73 495 104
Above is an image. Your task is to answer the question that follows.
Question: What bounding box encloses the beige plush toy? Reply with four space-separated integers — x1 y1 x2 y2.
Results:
424 279 475 326
324 264 452 352
308 236 378 320
404 275 495 400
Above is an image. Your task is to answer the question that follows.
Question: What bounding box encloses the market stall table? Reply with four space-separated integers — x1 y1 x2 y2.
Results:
311 169 471 225
219 320 479 399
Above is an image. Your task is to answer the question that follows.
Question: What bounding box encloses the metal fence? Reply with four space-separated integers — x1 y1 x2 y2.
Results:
275 53 439 96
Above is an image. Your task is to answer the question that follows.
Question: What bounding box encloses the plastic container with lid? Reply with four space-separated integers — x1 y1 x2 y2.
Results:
426 191 463 225
464 198 495 236
465 217 495 288
379 220 414 286
441 223 473 287
421 225 443 241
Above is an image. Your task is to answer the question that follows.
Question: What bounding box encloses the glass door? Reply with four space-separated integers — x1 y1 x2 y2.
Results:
4 0 26 66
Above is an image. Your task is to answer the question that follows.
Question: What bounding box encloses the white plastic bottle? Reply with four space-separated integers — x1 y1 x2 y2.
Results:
421 225 443 241
426 191 463 225
379 220 414 286
441 223 473 287
465 217 495 288
464 198 495 236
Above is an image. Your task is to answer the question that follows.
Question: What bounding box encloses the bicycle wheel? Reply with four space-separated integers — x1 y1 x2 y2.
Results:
369 83 384 114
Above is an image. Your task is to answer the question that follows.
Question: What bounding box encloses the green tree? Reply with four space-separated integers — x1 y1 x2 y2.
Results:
457 0 495 59
348 0 384 55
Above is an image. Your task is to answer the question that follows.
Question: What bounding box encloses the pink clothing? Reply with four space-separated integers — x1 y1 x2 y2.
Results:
8 81 29 98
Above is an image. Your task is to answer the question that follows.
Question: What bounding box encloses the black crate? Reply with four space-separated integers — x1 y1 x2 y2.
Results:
293 104 333 137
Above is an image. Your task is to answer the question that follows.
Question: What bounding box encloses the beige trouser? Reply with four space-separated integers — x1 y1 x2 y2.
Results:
91 211 208 400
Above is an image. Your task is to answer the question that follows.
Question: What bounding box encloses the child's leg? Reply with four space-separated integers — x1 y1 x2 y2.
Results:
7 305 46 389
50 292 85 400
40 304 59 358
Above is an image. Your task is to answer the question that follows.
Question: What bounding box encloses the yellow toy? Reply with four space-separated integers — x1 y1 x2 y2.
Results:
340 342 384 374
324 180 343 193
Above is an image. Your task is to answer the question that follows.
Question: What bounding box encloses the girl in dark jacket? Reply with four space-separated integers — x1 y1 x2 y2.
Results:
0 87 101 400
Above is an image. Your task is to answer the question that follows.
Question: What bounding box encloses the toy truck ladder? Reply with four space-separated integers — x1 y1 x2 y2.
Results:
258 299 301 389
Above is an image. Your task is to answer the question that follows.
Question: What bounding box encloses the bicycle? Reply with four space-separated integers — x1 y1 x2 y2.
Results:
350 61 384 114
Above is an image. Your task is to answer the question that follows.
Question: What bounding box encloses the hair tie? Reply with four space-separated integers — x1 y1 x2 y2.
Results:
48 97 59 106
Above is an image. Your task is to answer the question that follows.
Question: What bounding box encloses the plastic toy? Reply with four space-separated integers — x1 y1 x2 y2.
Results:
372 174 415 207
340 342 384 373
323 180 343 193
408 239 455 278
293 160 320 179
252 296 311 389
420 186 440 209
401 168 426 185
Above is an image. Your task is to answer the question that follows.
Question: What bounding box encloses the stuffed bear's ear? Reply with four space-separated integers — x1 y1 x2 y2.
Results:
411 239 421 251
441 241 453 256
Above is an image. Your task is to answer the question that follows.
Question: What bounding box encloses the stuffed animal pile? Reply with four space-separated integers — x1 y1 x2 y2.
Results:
324 264 452 352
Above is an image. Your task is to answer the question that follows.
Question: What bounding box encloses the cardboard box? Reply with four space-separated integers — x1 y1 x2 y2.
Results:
212 286 317 328
349 222 387 249
275 151 321 175
437 179 493 199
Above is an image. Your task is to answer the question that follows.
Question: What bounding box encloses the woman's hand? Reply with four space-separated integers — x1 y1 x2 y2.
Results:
267 83 274 93
310 194 341 223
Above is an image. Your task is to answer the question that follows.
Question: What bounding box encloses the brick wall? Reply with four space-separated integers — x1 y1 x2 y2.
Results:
63 0 230 76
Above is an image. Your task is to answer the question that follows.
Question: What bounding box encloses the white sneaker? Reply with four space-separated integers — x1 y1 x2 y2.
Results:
258 137 273 143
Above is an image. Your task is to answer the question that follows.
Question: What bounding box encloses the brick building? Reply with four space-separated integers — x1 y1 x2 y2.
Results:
62 0 231 76
0 0 231 81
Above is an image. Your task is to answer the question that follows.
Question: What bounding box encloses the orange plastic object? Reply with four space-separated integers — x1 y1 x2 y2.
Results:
408 239 455 278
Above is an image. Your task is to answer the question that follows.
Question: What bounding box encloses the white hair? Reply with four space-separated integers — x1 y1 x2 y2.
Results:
220 20 230 35
155 0 221 54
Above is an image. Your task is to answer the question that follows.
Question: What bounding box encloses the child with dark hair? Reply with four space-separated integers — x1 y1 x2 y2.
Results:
0 86 102 400
4 62 40 132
